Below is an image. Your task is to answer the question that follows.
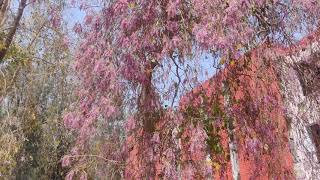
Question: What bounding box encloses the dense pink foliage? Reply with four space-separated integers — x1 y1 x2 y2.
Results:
181 123 212 179
125 110 183 179
180 44 295 178
65 0 320 178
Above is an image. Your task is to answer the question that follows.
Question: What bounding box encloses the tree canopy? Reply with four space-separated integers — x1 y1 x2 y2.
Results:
1 0 320 179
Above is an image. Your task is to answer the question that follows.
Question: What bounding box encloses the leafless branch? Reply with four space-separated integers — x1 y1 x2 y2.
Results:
170 54 182 107
0 0 27 63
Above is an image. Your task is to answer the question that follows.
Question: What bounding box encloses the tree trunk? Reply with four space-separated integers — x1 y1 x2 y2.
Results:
223 81 240 180
0 0 26 63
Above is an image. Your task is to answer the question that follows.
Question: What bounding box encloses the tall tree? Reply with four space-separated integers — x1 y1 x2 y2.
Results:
65 0 320 179
0 0 74 178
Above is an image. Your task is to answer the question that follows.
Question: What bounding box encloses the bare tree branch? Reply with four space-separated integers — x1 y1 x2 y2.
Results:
0 0 11 27
170 55 182 107
0 0 27 63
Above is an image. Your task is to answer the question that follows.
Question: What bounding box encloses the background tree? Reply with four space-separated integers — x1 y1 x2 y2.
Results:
0 0 75 178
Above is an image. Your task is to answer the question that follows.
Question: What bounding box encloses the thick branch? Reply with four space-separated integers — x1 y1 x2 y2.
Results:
0 0 10 27
138 61 160 133
0 0 26 63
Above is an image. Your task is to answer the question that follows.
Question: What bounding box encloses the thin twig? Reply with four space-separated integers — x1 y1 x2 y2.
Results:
63 154 123 165
170 54 182 107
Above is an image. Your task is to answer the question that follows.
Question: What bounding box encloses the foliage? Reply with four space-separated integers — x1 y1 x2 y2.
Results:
180 50 294 178
0 0 319 179
63 0 320 179
0 0 74 179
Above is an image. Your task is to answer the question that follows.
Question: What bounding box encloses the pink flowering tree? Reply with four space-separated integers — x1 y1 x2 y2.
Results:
64 0 320 179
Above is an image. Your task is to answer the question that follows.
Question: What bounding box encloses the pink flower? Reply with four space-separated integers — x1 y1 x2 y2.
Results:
73 23 82 34
167 21 179 32
125 116 136 132
63 112 80 129
152 132 160 144
80 172 88 180
61 156 71 167
66 170 75 180
166 0 179 18
182 164 194 179
84 15 93 25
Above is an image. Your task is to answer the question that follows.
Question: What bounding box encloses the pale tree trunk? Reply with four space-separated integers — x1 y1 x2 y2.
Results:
223 81 240 180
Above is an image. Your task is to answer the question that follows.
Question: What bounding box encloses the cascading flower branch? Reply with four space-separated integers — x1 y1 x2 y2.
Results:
64 0 320 178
